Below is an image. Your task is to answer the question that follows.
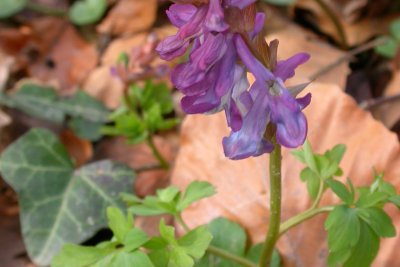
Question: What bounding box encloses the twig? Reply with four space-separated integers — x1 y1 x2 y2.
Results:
135 164 164 173
26 2 67 18
360 92 400 110
312 0 348 49
309 37 388 81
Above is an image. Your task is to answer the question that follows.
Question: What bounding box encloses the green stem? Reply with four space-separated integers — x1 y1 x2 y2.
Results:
207 246 258 267
175 214 257 267
311 180 325 209
279 206 334 236
313 0 348 49
147 135 169 169
26 2 67 17
259 139 282 267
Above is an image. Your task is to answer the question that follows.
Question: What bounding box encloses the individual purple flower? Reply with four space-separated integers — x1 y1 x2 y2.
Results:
222 35 311 159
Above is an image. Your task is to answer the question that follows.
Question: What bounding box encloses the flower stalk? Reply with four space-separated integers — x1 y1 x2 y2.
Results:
259 138 282 267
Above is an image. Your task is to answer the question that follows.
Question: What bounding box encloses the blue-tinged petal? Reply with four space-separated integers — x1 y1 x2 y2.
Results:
234 34 274 82
181 87 221 113
274 53 310 81
250 12 266 39
166 4 197 27
223 82 273 160
225 0 257 9
269 89 308 148
205 0 229 32
157 35 190 60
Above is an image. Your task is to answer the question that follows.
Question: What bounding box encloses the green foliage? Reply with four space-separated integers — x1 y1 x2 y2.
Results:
102 80 179 144
0 0 27 18
69 0 108 25
375 19 400 58
262 0 295 6
195 217 281 267
292 141 345 199
146 220 212 267
53 207 153 267
324 173 398 267
0 83 109 141
0 128 135 266
124 181 216 217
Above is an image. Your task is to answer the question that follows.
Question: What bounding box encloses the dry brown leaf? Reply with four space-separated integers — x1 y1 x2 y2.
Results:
97 0 157 36
171 83 400 266
59 130 93 168
373 70 400 129
29 24 98 92
266 21 350 88
296 0 398 46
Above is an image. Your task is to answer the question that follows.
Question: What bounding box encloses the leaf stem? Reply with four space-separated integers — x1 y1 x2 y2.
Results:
135 164 163 173
312 0 348 49
279 206 334 236
146 135 169 169
311 180 325 209
259 139 282 267
207 246 258 267
26 2 67 17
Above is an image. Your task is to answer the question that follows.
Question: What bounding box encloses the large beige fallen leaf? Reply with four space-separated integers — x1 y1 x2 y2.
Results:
97 0 157 36
266 20 350 88
171 83 400 266
296 0 399 46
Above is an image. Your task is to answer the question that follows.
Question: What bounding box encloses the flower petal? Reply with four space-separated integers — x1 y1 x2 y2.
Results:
166 4 197 27
205 0 229 32
274 53 310 81
225 0 257 9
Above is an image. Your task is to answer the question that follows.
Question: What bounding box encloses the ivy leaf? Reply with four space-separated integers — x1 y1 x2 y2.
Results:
0 128 135 266
177 181 216 211
196 217 246 267
68 117 103 141
58 91 109 123
51 244 111 267
3 83 65 123
0 0 27 18
69 0 107 25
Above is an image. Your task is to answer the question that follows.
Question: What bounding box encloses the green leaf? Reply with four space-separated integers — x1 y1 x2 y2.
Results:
178 226 213 259
0 128 135 266
58 91 109 122
123 228 149 252
141 81 174 114
177 181 216 211
357 207 396 237
303 140 318 173
356 190 388 208
291 149 306 164
326 179 354 205
375 36 398 58
0 0 27 18
106 207 133 243
157 186 180 203
246 244 281 267
262 0 295 6
342 222 379 267
109 251 154 267
52 244 111 267
102 113 148 144
325 205 360 253
390 19 400 41
69 117 103 141
5 83 65 123
197 217 246 267
389 195 400 208
300 168 320 200
69 0 107 25
325 144 346 164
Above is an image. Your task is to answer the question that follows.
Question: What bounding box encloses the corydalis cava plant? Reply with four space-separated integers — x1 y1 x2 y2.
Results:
157 0 311 159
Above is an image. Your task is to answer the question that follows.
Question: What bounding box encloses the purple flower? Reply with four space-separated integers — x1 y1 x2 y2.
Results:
222 35 311 159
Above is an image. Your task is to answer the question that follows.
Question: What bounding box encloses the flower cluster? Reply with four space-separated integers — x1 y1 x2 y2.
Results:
157 0 311 160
